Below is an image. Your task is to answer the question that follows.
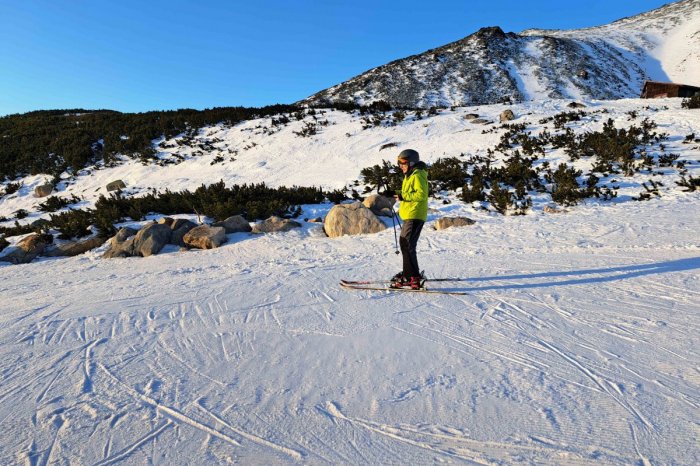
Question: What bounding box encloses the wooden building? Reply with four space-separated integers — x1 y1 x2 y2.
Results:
641 81 700 99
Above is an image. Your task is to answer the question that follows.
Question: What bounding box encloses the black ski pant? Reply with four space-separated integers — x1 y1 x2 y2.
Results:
399 219 424 279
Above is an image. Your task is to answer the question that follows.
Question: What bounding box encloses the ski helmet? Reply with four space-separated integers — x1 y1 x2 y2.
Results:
397 149 420 165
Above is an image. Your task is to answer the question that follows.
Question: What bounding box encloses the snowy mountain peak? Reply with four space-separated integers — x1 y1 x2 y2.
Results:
301 0 700 108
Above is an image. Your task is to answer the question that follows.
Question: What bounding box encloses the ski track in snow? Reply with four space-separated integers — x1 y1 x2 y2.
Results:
0 98 699 464
1 197 699 464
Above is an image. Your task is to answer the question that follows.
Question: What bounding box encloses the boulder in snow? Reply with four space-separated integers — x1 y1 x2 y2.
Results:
214 215 252 233
34 184 53 198
324 202 387 238
499 109 516 122
132 223 172 257
170 219 198 247
106 180 126 192
252 216 302 234
103 227 138 258
434 216 475 230
362 194 395 218
183 225 226 249
471 118 492 125
544 205 567 214
44 236 108 257
158 217 175 227
0 233 52 264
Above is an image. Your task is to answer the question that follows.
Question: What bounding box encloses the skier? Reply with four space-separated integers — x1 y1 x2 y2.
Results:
383 149 429 290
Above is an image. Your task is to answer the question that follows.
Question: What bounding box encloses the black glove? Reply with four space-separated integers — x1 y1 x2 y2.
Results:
380 189 395 198
397 193 404 201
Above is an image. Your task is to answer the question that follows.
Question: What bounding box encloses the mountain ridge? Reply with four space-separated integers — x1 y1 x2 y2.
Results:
301 0 700 108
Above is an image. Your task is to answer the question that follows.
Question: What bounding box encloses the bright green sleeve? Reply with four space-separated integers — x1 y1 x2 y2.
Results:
401 170 428 202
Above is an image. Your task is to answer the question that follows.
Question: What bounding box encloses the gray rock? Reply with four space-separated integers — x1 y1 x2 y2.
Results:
499 109 516 122
362 194 396 218
0 233 51 264
34 184 53 198
171 218 196 231
324 202 387 238
158 217 175 227
463 113 480 120
43 236 107 257
133 223 172 257
106 180 126 192
471 118 492 125
543 205 567 214
568 102 587 108
103 227 137 258
183 225 227 249
252 216 302 234
170 220 197 247
214 215 252 233
434 216 476 230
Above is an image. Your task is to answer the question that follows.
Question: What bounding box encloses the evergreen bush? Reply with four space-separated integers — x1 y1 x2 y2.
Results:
681 94 700 109
49 209 94 239
38 194 82 212
487 183 512 214
429 157 469 191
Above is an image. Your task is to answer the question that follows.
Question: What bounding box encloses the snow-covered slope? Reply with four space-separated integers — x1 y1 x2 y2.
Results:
1 98 698 225
302 0 700 108
0 97 699 464
0 177 698 465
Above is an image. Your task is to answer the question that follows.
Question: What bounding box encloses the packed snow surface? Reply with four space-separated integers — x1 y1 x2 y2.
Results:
0 98 699 464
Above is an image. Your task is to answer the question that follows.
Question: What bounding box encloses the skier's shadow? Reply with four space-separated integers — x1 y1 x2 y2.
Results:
446 256 700 292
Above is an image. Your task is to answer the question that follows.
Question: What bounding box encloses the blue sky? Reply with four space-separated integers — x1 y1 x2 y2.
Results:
0 0 673 115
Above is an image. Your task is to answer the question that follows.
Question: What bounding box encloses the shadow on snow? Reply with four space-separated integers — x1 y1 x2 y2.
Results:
436 257 700 293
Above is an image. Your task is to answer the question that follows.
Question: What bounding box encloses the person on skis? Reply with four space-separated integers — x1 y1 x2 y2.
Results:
383 149 429 290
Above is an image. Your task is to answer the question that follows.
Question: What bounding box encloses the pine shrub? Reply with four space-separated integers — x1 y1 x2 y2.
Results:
487 183 512 214
548 164 587 206
676 175 700 192
429 157 469 191
360 161 402 193
681 94 700 109
460 172 486 203
38 194 82 212
49 209 94 239
3 181 22 196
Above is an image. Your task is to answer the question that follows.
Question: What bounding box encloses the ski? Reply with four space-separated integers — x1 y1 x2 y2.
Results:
340 282 469 296
340 277 469 286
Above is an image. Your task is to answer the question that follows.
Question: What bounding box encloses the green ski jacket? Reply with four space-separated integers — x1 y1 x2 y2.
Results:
398 162 428 221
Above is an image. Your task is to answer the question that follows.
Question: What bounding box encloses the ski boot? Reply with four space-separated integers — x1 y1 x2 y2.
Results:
408 276 425 290
390 271 406 289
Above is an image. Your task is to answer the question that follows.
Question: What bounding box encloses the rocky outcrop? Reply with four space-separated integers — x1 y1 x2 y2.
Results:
324 202 387 238
183 225 226 249
434 217 476 230
252 216 302 234
300 0 699 108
